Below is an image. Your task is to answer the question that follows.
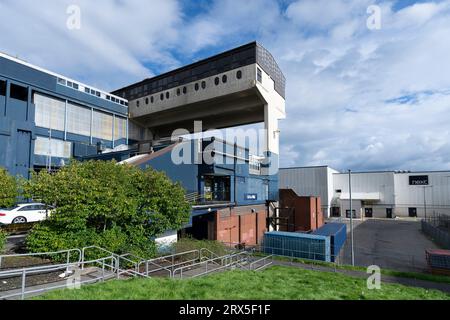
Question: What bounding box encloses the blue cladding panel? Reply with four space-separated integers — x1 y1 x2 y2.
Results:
312 223 347 262
263 231 331 262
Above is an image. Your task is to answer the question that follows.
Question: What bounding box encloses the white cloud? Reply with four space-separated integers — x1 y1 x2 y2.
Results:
2 0 450 171
0 0 182 90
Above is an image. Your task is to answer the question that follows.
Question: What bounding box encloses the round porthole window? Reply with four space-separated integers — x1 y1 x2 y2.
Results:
150 96 154 103
136 100 140 107
166 92 170 99
177 88 181 96
183 87 187 94
201 81 206 89
214 77 220 86
236 70 242 79
195 83 199 91
145 98 149 105
222 75 227 83
160 93 164 101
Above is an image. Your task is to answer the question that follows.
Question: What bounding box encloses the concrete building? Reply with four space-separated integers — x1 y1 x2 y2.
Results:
0 52 129 178
0 42 286 246
280 166 450 219
279 166 339 218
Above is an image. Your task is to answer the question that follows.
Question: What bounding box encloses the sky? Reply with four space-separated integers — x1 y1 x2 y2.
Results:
1 0 450 172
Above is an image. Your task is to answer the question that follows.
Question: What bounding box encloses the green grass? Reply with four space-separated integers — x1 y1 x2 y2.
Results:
36 266 450 300
253 253 450 284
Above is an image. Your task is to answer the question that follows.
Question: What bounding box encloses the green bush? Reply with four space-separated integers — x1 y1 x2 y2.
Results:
24 160 191 259
0 167 18 208
0 229 6 253
172 237 228 257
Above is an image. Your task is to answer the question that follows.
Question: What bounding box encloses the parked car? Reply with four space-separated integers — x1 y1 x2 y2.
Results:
0 203 53 225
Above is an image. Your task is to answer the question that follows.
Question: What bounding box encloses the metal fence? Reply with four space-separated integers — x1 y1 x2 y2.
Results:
422 220 450 249
220 241 432 273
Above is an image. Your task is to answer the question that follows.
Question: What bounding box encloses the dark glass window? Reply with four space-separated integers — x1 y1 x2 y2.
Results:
195 83 199 91
236 70 242 79
222 75 227 83
183 87 187 94
150 96 154 103
177 88 181 96
166 92 170 99
257 68 262 83
10 83 28 101
0 80 6 96
145 98 149 105
201 81 206 89
214 77 220 86
136 100 140 108
160 93 164 101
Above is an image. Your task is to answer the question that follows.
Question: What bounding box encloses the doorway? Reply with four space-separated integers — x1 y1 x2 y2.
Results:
386 208 393 219
331 207 341 217
364 208 373 218
408 207 417 217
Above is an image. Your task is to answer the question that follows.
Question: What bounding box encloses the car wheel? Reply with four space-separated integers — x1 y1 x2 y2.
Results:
12 216 27 224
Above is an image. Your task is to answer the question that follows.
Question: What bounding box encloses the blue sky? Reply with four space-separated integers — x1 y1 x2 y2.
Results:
1 0 450 171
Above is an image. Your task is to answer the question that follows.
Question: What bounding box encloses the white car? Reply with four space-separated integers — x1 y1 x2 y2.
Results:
0 203 52 225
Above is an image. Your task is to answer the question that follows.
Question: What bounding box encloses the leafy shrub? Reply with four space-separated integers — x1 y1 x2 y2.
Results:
0 229 6 253
0 167 18 208
24 160 191 259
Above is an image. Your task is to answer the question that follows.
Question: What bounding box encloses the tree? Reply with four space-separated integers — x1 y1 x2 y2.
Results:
0 167 18 208
24 160 191 258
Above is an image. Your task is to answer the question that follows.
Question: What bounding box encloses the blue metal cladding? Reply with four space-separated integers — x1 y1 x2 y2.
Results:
312 223 347 262
263 231 331 262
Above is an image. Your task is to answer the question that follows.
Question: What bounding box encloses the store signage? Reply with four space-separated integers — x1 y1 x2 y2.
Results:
245 193 258 200
409 175 429 185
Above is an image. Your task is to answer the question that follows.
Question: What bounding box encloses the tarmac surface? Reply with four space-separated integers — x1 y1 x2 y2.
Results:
338 218 440 272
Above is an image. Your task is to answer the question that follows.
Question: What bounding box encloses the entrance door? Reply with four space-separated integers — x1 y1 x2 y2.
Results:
386 208 393 219
364 208 373 218
408 207 417 217
331 207 340 217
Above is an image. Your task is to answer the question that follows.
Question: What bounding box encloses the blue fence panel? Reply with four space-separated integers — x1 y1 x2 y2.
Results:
263 231 331 262
312 223 347 262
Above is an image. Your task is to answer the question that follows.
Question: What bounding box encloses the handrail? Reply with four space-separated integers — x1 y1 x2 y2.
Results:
0 248 82 270
0 255 118 300
0 256 116 278
172 251 249 279
137 249 200 277
249 255 273 271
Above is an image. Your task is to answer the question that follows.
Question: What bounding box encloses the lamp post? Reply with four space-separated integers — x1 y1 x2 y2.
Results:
420 185 433 220
348 170 355 266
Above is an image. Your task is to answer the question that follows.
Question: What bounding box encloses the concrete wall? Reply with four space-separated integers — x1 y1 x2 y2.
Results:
279 166 335 217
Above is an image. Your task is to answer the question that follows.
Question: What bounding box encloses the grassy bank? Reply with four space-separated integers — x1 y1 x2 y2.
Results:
37 265 450 300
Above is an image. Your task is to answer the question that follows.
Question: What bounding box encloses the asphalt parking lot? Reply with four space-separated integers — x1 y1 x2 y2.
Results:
338 219 441 272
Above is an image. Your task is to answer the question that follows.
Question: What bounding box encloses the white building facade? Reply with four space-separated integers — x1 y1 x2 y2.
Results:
280 166 450 219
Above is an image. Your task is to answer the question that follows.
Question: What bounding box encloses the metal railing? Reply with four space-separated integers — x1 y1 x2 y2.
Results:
0 248 82 272
171 250 257 279
0 255 117 300
248 255 274 271
137 249 200 277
